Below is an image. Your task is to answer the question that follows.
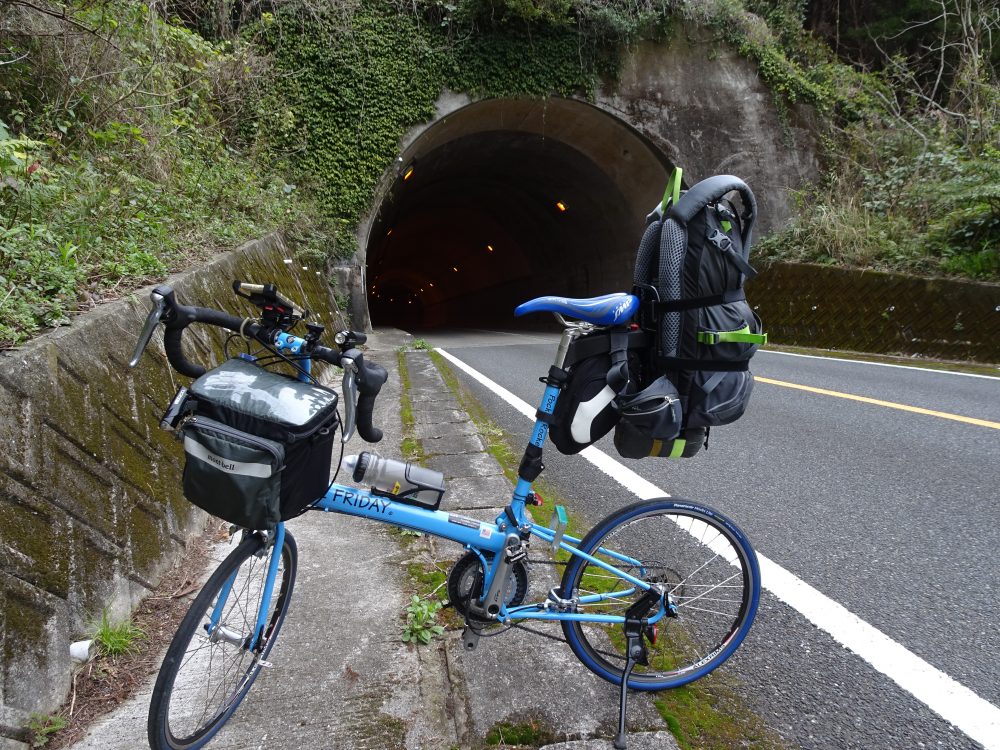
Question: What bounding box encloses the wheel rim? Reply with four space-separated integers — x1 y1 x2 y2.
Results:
565 504 756 688
165 541 292 745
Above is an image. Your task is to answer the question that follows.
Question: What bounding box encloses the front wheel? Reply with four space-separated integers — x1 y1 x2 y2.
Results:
148 529 297 750
560 498 759 691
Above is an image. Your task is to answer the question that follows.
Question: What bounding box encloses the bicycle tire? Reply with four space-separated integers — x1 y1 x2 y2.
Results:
147 530 297 750
560 498 759 691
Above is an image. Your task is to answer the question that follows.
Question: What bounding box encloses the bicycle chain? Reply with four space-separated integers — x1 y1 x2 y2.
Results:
467 618 624 664
463 558 621 660
526 558 567 566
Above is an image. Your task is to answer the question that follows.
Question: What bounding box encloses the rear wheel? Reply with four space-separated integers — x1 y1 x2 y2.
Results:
560 498 759 691
148 529 297 750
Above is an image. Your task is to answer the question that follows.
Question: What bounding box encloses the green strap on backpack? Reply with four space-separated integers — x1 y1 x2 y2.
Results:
660 166 683 213
697 326 768 346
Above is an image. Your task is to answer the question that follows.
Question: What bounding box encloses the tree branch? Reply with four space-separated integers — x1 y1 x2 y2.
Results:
7 0 122 51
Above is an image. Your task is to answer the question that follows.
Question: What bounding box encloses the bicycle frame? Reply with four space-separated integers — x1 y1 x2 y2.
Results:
217 325 668 646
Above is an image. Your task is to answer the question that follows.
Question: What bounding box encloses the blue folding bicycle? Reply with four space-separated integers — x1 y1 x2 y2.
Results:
130 282 760 750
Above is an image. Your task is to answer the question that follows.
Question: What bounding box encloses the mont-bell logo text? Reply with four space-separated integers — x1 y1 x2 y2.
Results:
207 452 236 472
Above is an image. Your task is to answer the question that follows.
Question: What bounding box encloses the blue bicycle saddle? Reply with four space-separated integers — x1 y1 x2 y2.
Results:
514 293 638 325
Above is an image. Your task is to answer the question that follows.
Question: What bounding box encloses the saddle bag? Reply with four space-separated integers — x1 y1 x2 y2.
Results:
548 329 670 455
615 170 766 460
177 358 340 530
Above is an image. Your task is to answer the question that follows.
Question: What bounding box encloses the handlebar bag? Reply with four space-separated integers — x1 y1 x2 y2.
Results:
180 358 339 529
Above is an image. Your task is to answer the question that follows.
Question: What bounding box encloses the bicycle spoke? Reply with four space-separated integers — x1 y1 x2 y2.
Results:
561 501 757 690
152 533 297 749
679 604 739 618
675 572 741 609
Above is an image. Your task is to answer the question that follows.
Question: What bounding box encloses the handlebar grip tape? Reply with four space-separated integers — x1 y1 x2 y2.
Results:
352 359 386 444
163 327 207 379
355 392 382 443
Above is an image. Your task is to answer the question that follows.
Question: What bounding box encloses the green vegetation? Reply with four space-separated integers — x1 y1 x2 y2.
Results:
27 712 66 748
393 349 453 630
91 609 145 657
396 349 424 462
222 0 1000 286
0 1 335 348
484 718 555 747
407 560 448 593
654 676 788 750
255 2 616 245
401 594 446 644
4 2 995 350
736 1 1000 280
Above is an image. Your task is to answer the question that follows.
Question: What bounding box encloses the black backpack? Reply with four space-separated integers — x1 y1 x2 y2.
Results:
614 169 767 459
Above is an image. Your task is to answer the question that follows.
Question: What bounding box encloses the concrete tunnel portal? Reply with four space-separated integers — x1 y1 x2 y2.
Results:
364 98 674 330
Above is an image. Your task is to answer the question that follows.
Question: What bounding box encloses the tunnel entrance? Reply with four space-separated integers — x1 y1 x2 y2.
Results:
364 98 672 330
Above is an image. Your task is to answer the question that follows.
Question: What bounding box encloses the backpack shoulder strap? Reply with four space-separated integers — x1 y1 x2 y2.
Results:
667 175 757 250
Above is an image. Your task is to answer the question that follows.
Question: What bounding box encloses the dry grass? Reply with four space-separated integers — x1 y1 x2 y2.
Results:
47 520 230 749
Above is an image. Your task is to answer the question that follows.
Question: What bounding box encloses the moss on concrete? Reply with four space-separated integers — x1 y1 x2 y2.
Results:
0 484 69 598
0 232 348 722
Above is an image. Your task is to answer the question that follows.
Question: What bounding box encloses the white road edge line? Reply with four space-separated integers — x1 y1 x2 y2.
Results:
435 346 1000 750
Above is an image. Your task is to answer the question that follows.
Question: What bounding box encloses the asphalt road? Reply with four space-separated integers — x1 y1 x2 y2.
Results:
413 328 1000 750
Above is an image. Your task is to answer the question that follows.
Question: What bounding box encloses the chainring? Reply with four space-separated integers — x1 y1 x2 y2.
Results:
447 551 529 623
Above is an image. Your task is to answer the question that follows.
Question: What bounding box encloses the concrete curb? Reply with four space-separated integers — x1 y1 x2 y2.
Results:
402 347 677 749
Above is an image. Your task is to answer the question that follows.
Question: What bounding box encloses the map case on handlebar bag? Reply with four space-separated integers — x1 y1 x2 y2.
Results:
178 357 340 530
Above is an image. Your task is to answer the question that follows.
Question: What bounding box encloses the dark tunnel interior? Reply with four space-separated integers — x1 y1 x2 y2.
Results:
364 100 672 331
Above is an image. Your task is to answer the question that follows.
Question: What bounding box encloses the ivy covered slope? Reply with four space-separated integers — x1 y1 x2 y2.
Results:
741 1 1000 280
254 0 626 253
260 0 998 282
0 1 334 349
3 1 997 350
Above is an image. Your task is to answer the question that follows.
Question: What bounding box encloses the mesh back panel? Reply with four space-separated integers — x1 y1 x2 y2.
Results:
658 219 686 357
633 220 661 285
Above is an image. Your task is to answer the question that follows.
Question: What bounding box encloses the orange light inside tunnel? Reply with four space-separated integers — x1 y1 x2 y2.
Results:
452 266 458 272
402 166 415 181
556 201 567 212
487 244 494 252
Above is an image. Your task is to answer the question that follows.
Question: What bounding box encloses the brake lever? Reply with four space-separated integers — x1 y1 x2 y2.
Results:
129 290 168 368
341 356 358 443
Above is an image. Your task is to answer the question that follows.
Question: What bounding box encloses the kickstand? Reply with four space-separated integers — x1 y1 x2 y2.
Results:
614 623 647 750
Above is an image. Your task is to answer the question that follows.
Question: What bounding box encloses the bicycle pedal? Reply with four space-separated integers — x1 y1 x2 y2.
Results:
462 626 480 652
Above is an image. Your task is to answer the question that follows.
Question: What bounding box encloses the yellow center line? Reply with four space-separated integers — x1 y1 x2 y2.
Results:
756 376 1000 430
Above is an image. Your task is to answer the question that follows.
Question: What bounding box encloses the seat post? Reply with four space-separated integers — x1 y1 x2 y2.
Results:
553 313 596 370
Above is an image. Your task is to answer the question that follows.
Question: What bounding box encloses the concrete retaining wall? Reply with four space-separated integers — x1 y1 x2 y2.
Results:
751 263 1000 362
0 234 342 736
